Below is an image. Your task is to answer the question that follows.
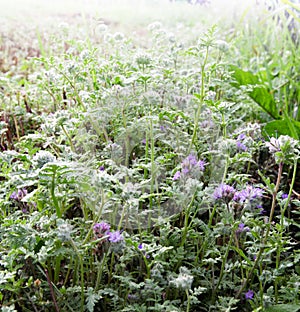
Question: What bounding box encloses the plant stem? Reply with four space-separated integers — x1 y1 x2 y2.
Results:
185 289 191 312
212 227 234 302
235 162 284 298
45 268 60 312
51 169 61 218
70 239 85 312
188 46 209 154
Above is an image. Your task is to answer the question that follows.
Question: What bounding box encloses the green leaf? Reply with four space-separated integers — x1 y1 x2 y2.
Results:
264 304 300 312
264 120 293 137
229 65 280 120
264 119 300 139
86 287 102 312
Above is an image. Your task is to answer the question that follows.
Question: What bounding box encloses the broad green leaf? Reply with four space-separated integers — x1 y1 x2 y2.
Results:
264 120 293 137
229 65 280 120
264 304 300 312
264 119 300 139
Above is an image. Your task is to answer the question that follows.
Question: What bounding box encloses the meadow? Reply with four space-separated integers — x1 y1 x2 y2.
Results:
0 0 299 311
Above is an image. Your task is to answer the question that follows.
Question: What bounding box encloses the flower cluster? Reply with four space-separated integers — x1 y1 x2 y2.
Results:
233 185 263 203
173 154 206 181
266 135 299 164
213 184 236 202
10 188 33 213
236 223 250 234
236 133 247 152
213 183 263 207
10 188 27 201
93 222 123 243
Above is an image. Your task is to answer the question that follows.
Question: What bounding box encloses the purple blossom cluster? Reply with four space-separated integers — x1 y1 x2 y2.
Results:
10 188 27 201
213 184 236 202
236 223 250 234
173 154 206 181
236 133 247 152
213 184 263 205
233 185 263 203
93 221 123 243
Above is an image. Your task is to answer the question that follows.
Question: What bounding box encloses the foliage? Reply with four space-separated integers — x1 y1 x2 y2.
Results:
0 1 299 311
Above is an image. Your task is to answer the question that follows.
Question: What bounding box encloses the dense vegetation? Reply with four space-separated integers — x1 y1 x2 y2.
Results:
0 0 299 311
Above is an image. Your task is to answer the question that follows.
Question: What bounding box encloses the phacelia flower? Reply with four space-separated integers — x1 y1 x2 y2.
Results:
236 133 247 152
236 223 250 234
234 185 263 203
213 184 236 202
10 188 27 201
108 230 123 243
93 222 110 234
173 154 206 181
173 170 181 181
245 289 254 300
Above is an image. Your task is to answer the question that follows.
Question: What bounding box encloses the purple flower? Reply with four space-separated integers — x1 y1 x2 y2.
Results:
108 230 123 243
237 141 247 151
234 185 263 203
236 133 247 152
237 133 246 140
282 193 288 199
213 184 236 201
138 243 143 250
99 166 105 171
182 168 189 175
245 290 254 300
197 160 206 171
10 191 18 200
173 171 181 181
173 154 206 181
93 222 111 233
236 223 250 234
10 188 27 201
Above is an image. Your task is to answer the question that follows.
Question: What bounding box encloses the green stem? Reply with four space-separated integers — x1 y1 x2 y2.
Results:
54 65 86 111
188 46 209 154
51 170 61 218
70 239 85 312
95 252 107 291
83 189 106 245
148 119 155 229
181 194 196 247
212 228 235 302
61 124 75 152
275 157 297 302
235 162 284 298
185 289 191 312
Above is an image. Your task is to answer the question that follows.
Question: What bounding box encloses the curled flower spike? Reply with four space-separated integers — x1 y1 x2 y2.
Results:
108 231 123 243
173 154 206 181
213 184 236 202
93 222 110 234
233 185 263 203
